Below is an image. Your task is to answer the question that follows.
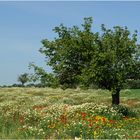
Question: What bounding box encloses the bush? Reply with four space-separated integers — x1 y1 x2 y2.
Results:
112 105 138 117
125 80 140 89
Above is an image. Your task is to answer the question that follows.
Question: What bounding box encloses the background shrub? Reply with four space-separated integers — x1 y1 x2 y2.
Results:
125 80 140 89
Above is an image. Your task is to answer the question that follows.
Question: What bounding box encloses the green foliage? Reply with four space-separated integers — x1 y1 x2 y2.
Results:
17 73 29 86
40 17 139 85
125 79 140 89
121 89 132 94
29 63 59 88
112 105 138 117
82 25 139 90
40 17 98 88
29 17 140 105
80 23 139 104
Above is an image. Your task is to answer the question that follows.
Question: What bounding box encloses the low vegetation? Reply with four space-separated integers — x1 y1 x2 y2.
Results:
0 88 139 139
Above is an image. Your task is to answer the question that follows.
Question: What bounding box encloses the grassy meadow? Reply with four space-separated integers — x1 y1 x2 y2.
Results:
0 87 140 139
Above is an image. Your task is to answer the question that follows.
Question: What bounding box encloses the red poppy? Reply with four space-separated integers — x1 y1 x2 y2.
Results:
109 120 114 124
95 126 100 129
102 117 106 123
89 123 93 127
60 114 67 124
81 112 86 117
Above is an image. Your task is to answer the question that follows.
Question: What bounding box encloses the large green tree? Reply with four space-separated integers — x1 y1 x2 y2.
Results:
82 24 140 105
35 17 140 105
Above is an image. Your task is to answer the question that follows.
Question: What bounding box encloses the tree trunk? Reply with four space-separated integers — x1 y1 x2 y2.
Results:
21 82 24 87
112 89 120 105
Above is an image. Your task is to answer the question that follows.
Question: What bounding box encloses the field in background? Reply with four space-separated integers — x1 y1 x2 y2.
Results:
0 88 140 111
0 88 140 139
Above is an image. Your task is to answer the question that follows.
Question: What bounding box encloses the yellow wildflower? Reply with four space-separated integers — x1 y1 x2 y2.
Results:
93 130 97 139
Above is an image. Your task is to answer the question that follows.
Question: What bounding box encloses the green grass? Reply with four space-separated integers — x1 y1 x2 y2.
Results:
0 87 140 139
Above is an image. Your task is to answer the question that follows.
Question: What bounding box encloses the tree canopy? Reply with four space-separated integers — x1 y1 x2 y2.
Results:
17 73 29 86
81 24 140 104
40 17 98 88
32 17 140 105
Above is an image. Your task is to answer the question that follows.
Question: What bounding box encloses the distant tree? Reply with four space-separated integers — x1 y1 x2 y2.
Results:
82 25 140 105
29 63 59 88
17 73 29 86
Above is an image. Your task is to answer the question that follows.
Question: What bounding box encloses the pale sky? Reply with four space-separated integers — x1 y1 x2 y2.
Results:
0 1 140 85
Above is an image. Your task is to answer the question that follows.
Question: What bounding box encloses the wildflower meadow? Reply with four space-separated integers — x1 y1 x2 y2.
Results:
0 87 140 139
